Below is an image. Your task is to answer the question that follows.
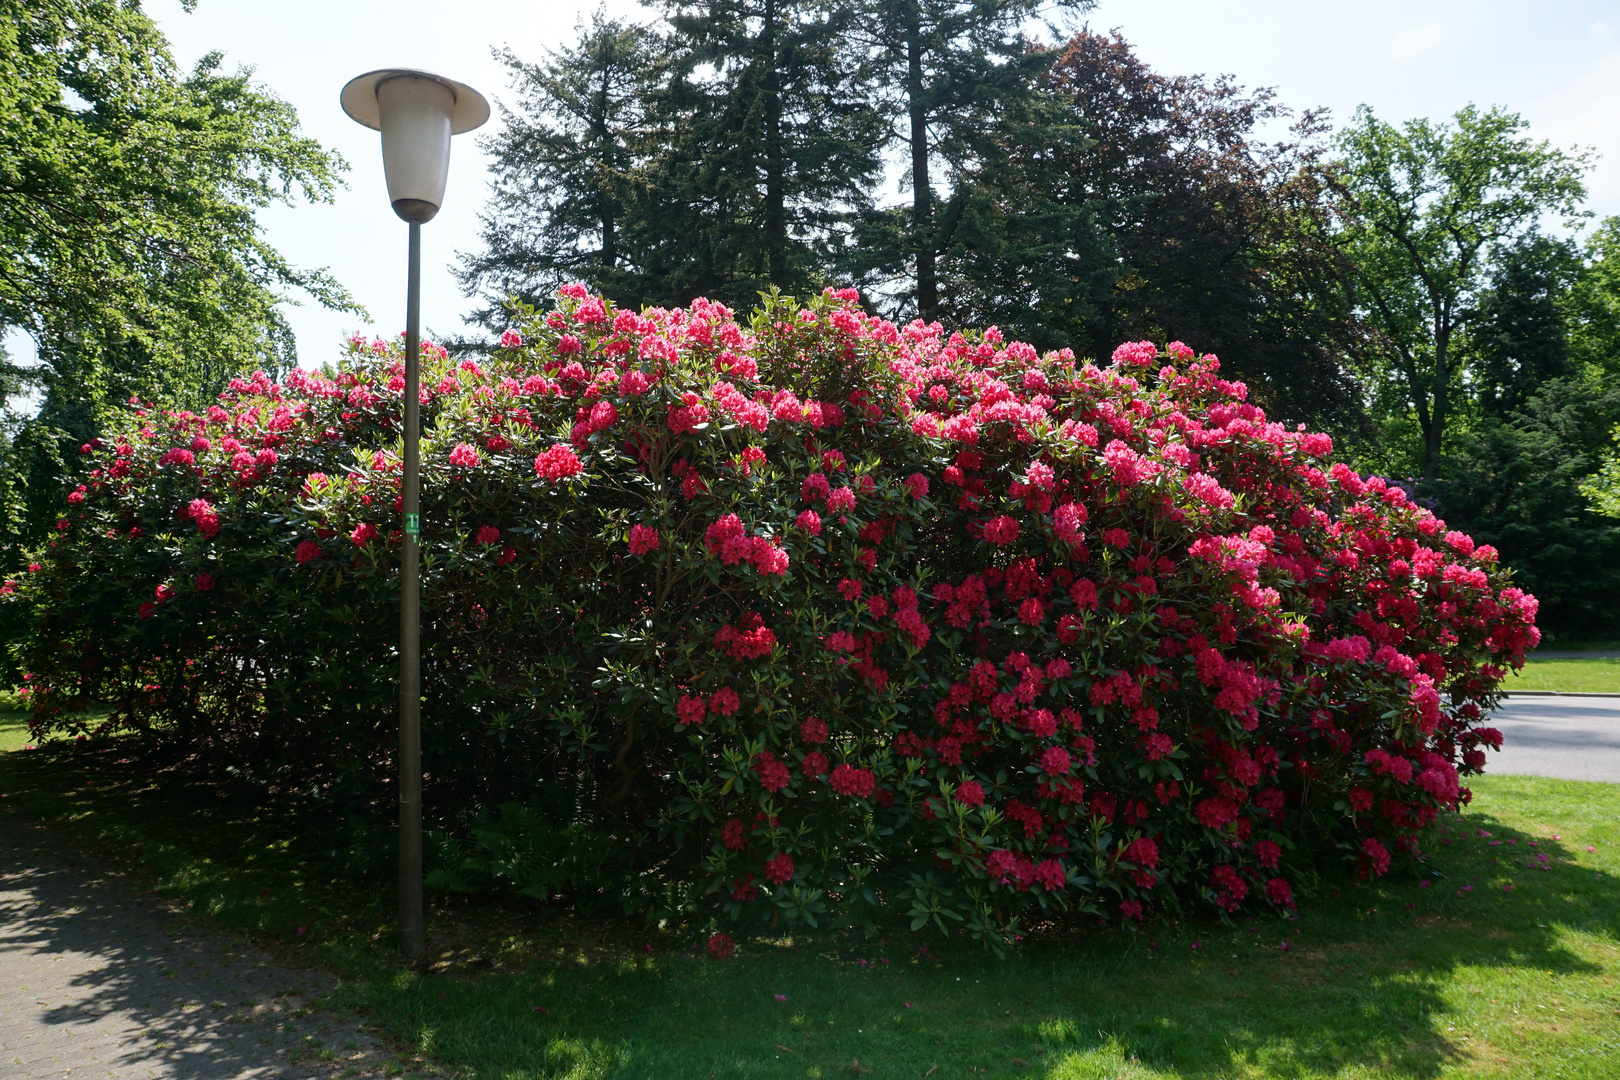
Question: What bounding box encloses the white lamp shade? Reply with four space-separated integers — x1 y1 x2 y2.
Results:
340 69 490 224
378 76 453 222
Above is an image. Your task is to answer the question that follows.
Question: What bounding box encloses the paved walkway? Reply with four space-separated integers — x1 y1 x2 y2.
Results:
0 816 420 1080
1488 694 1620 783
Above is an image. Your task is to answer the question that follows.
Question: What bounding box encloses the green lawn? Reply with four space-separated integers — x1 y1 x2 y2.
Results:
1510 658 1620 694
1 721 1616 1078
0 710 32 752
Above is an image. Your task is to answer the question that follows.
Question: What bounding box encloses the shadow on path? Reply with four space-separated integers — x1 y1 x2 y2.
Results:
0 815 402 1079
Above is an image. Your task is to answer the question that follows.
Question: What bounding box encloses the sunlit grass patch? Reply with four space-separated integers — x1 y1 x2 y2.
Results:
1510 658 1620 694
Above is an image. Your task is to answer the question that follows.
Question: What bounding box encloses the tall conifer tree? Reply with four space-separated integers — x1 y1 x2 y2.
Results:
457 12 665 324
839 0 1092 322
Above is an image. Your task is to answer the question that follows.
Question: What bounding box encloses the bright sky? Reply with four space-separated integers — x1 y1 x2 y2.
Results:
6 0 1618 378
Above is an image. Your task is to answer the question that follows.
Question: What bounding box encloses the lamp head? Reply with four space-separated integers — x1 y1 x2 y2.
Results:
341 69 489 223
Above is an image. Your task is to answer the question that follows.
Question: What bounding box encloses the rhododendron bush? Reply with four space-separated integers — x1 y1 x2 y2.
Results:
9 285 1537 939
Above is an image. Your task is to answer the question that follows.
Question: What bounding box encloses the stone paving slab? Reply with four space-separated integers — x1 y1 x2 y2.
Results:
0 815 432 1080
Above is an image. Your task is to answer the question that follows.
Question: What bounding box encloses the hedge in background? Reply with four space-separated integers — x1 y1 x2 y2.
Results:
8 287 1538 941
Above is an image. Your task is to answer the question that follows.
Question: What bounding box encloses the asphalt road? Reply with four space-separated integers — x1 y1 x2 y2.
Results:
1487 695 1620 783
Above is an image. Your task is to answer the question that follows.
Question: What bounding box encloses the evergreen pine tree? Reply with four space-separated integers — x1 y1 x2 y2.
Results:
651 0 884 307
457 11 665 326
838 0 1093 323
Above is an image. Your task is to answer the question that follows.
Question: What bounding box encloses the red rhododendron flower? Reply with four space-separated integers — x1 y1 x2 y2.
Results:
980 515 1019 545
475 525 501 546
764 853 794 884
295 539 321 564
1122 837 1159 869
755 752 791 792
1361 837 1392 878
707 932 734 959
799 717 828 744
676 695 707 726
828 763 875 797
351 523 379 547
534 443 583 480
1039 746 1072 776
627 523 660 555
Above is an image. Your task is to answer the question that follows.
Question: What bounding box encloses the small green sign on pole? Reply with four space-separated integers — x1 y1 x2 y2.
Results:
404 513 420 538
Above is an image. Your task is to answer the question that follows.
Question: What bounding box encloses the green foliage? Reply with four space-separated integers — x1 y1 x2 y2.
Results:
458 13 667 325
833 0 1095 323
426 801 638 904
931 29 1363 429
1329 104 1591 481
460 0 884 323
0 0 362 562
1436 374 1620 639
0 0 359 396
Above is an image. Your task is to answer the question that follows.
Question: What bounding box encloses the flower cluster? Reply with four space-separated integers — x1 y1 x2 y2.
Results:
11 285 1535 941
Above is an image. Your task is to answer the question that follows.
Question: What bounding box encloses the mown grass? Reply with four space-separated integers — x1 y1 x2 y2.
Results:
1510 658 1620 694
1 717 1616 1078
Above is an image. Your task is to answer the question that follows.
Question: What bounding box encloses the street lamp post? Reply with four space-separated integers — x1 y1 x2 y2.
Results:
341 69 488 962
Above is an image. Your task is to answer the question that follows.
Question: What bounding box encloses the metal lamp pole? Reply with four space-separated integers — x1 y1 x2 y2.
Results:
341 69 488 962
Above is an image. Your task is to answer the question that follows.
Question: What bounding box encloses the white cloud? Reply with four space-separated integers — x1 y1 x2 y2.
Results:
1390 22 1452 61
1593 21 1613 39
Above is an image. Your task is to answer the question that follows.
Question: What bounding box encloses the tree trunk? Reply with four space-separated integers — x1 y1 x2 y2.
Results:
595 66 616 269
1424 322 1451 483
762 0 787 285
905 3 937 322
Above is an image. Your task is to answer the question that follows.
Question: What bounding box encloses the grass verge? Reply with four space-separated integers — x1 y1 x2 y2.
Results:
1 721 1616 1078
1510 658 1620 694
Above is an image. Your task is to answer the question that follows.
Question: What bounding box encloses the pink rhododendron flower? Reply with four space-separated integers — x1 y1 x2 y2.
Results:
448 443 481 468
980 515 1019 546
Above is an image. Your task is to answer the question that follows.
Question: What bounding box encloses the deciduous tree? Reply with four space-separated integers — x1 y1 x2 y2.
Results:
1328 105 1590 481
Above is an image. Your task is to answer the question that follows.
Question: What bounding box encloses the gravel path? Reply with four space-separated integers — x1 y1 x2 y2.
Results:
0 815 426 1080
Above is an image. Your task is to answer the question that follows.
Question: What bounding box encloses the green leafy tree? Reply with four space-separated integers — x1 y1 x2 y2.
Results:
1470 233 1579 419
1442 374 1620 639
933 29 1363 427
0 0 358 558
1572 217 1620 520
1328 105 1590 481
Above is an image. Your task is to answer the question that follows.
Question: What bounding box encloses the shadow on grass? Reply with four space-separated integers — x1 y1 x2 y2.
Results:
343 792 1620 1079
2 739 1616 1080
